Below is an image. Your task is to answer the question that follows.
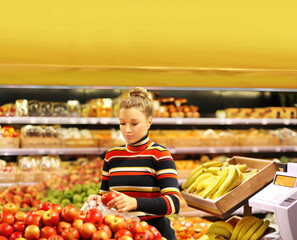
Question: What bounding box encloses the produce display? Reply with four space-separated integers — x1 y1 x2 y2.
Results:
199 216 271 240
0 202 167 239
181 161 258 199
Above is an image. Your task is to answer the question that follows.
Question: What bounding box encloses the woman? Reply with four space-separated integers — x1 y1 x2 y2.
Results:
88 87 180 239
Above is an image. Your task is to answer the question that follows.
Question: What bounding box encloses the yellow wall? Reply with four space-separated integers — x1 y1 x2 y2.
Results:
1 1 297 88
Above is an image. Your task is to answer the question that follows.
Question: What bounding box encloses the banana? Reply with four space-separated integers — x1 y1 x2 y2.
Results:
201 167 229 198
186 172 214 193
230 216 256 240
218 167 242 198
222 161 229 167
212 165 238 199
242 218 264 240
237 216 259 240
243 169 258 180
182 166 205 189
207 227 231 239
208 221 234 235
206 167 222 175
196 175 217 192
235 163 248 173
202 161 223 168
199 233 225 240
249 219 270 240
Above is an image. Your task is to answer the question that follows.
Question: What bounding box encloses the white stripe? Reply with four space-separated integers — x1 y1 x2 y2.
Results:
157 168 177 175
102 170 109 176
110 167 156 174
110 186 160 192
165 195 175 214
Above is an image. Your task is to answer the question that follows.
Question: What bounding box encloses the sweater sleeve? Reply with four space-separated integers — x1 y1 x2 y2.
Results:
136 150 181 216
98 159 110 195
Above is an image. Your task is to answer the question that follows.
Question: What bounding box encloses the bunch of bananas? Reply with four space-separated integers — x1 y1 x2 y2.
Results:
182 161 258 199
199 216 270 240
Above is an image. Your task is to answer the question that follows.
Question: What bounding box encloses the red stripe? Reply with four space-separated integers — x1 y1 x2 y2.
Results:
157 173 177 180
111 172 156 177
121 192 162 198
102 176 109 181
161 196 171 215
139 215 164 221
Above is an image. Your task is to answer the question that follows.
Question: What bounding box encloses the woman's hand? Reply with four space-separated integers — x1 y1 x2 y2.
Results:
107 190 137 213
86 194 101 205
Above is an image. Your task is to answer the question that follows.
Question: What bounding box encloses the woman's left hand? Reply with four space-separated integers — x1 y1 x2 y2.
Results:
107 190 137 213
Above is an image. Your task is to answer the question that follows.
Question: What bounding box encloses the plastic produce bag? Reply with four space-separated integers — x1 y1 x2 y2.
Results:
80 200 140 222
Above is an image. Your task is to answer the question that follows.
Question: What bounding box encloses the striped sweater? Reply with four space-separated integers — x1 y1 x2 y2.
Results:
99 136 181 221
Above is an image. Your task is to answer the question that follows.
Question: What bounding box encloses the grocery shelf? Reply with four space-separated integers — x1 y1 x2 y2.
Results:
0 117 296 125
0 145 296 156
0 147 108 156
168 146 297 154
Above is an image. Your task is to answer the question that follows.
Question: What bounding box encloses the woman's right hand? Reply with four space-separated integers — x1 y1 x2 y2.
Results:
86 194 101 205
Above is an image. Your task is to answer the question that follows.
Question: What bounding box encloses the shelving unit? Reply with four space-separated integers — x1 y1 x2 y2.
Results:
1 116 297 125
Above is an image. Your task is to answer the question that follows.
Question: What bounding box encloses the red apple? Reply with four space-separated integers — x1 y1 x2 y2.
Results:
15 211 27 222
37 202 52 211
3 203 19 215
43 210 60 226
9 232 23 240
61 205 78 223
36 210 46 218
134 232 151 240
24 225 40 240
72 219 84 230
101 192 117 206
40 226 57 238
61 227 80 240
79 222 97 240
117 237 133 240
85 209 103 228
13 221 26 232
0 223 13 237
109 216 127 234
48 235 64 240
56 221 72 234
0 212 15 225
50 204 63 215
143 229 154 240
97 224 112 238
139 221 149 231
0 237 8 240
148 226 161 238
77 210 87 221
127 220 143 235
92 230 110 240
114 229 133 239
103 214 115 226
26 214 43 228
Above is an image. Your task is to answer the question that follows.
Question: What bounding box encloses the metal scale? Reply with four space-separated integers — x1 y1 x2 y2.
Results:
249 162 297 240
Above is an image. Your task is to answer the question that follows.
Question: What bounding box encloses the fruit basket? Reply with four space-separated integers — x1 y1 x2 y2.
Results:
181 156 279 218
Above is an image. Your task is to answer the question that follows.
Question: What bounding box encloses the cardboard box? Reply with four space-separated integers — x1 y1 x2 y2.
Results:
0 172 16 183
181 156 279 218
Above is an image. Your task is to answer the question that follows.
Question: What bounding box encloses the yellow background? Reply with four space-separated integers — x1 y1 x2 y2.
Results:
1 1 297 88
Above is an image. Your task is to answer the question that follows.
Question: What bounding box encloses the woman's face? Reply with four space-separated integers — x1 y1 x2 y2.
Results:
119 107 152 144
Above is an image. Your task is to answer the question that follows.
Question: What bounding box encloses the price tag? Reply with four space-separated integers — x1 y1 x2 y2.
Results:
169 147 176 154
70 118 77 124
252 147 259 152
225 119 232 125
209 148 216 153
283 119 290 125
261 119 268 125
29 118 37 124
275 146 281 152
176 118 183 125
224 147 231 153
38 149 46 155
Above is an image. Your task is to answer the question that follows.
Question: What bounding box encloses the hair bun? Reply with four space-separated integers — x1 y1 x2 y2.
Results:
129 87 149 99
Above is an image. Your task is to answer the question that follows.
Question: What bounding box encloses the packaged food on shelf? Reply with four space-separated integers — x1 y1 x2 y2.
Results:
0 103 16 117
181 156 279 218
28 100 41 116
52 102 69 117
0 126 19 148
89 98 113 117
15 99 29 117
67 100 81 117
58 128 97 148
40 101 53 116
200 129 237 147
93 129 125 148
20 125 61 148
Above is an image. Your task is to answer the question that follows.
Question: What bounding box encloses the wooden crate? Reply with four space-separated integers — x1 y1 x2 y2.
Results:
0 138 19 148
62 138 98 148
21 137 61 148
182 156 279 218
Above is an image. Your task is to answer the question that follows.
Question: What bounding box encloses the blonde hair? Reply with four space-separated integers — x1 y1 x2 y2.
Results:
119 87 153 119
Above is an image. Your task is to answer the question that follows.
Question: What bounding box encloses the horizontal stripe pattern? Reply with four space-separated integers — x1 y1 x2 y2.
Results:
99 139 180 221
